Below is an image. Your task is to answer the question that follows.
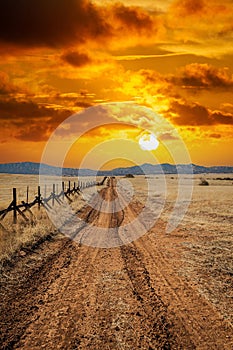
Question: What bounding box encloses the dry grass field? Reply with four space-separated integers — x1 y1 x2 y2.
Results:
0 173 232 349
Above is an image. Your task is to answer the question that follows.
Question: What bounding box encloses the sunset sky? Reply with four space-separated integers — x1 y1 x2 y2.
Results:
0 0 232 168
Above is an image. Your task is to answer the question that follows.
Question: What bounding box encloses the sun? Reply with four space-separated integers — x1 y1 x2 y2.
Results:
139 133 159 151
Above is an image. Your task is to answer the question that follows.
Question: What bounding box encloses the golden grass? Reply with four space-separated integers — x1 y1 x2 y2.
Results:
0 207 56 266
0 181 102 266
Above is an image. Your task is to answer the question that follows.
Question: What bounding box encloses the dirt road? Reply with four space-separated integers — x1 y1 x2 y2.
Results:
0 178 232 349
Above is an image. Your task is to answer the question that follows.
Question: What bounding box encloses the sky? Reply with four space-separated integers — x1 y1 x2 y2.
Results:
0 0 232 168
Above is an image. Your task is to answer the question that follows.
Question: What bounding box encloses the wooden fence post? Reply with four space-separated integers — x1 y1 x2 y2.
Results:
38 186 41 210
26 186 29 204
62 181 65 199
68 181 71 194
13 188 17 224
52 184 55 206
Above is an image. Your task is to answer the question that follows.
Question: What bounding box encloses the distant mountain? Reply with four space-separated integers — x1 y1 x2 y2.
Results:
0 162 97 176
0 161 233 176
110 163 233 175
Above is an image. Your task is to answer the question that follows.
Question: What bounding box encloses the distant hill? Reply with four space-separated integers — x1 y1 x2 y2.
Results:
0 162 233 176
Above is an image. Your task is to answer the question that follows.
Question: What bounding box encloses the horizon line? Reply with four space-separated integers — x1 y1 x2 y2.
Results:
0 161 233 171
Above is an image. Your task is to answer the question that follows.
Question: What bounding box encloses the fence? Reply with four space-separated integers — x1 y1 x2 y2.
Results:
0 177 108 224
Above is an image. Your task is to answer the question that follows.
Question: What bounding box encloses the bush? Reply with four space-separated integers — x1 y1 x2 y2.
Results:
199 178 209 186
125 174 134 178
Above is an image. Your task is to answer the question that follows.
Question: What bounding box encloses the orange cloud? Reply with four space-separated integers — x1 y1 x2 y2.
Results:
0 72 17 95
170 0 205 16
111 3 154 33
170 0 232 18
0 98 72 141
171 63 233 90
112 66 233 128
61 51 92 67
169 100 233 126
0 0 161 52
165 0 233 57
209 133 221 138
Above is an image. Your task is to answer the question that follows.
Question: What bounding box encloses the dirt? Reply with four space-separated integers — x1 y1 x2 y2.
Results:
0 178 232 349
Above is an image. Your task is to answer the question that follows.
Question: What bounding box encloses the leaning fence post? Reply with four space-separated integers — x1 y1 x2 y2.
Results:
13 188 17 224
26 186 29 204
62 181 65 199
38 186 41 210
52 184 55 206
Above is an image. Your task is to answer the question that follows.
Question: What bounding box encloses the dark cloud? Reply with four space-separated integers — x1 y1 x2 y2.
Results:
0 0 111 48
75 101 93 108
211 111 233 125
171 0 205 16
16 124 51 142
0 98 72 141
170 100 233 126
171 63 233 90
0 0 157 49
170 101 211 125
112 4 154 33
159 132 178 141
181 0 204 15
61 51 91 67
209 133 221 138
0 72 17 95
0 99 69 120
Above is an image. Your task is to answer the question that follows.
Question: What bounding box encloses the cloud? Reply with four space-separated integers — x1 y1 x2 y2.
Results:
0 98 72 141
170 0 205 16
0 72 17 95
112 4 154 33
61 51 92 67
209 133 221 139
169 100 233 126
0 0 161 51
211 111 233 125
159 132 178 141
170 101 211 125
0 99 68 120
165 0 233 57
169 0 233 21
52 91 95 109
75 101 94 108
171 63 233 90
220 103 233 114
16 124 51 142
0 0 110 48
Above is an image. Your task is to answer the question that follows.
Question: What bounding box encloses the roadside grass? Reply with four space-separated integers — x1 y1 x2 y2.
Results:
0 207 57 267
0 185 102 267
